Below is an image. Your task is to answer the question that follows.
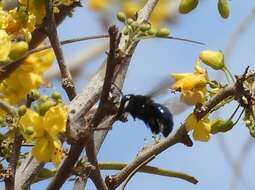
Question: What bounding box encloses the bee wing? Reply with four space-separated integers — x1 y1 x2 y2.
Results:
163 96 191 115
147 77 173 98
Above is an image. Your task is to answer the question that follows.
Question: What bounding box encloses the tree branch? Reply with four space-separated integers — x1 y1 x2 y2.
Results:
45 0 76 100
99 162 198 184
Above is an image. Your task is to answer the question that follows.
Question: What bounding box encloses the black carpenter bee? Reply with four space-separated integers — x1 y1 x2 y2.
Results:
116 94 174 137
114 78 188 137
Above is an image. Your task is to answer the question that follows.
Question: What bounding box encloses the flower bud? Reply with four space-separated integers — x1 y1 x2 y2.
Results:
156 28 170 37
126 18 134 25
199 50 225 70
179 0 198 14
9 41 28 60
131 21 138 28
51 91 61 100
140 23 151 32
38 100 55 115
218 0 229 19
18 105 27 117
30 90 40 100
123 27 130 35
147 28 157 36
210 119 234 134
24 126 34 135
117 12 126 22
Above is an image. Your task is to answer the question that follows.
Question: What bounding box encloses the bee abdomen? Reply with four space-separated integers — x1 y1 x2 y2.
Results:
152 103 173 137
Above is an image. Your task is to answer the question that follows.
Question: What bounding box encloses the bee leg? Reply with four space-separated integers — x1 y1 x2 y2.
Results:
152 134 161 144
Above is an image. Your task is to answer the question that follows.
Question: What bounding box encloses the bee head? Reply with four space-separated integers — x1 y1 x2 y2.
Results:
116 94 134 118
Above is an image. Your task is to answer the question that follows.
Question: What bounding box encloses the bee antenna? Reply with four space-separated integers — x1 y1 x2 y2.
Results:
112 83 124 97
166 36 205 45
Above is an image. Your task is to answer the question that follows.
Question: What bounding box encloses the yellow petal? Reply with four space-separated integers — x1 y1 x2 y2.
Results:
0 30 11 62
43 104 68 137
193 121 211 142
181 89 205 105
19 109 44 139
185 113 197 131
51 138 64 166
32 138 53 163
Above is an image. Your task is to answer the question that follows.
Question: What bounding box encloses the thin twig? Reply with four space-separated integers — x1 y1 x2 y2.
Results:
99 162 198 184
45 42 109 80
45 0 76 100
86 138 108 190
120 155 155 190
0 35 108 83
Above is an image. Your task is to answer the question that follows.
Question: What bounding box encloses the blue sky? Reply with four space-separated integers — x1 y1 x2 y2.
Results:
16 0 255 189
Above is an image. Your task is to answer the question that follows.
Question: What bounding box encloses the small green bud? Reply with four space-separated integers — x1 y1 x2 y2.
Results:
117 12 126 22
147 28 157 36
18 105 27 116
123 27 129 35
38 95 49 103
24 126 34 135
9 41 28 60
156 28 170 37
30 90 40 100
126 18 134 25
131 21 138 28
218 0 229 19
140 23 151 32
179 0 198 14
51 91 61 100
211 119 234 134
199 50 225 70
38 100 55 115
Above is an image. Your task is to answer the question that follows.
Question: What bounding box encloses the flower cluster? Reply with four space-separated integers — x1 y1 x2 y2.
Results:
171 50 238 142
19 97 68 166
171 61 208 105
0 50 54 105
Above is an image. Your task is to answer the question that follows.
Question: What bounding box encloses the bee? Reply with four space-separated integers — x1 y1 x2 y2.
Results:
116 94 174 137
114 78 188 138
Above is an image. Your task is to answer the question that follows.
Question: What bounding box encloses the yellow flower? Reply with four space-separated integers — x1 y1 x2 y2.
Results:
0 50 54 105
19 104 68 166
180 89 206 105
0 29 11 62
171 62 208 105
185 113 211 142
88 0 109 10
19 0 46 24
